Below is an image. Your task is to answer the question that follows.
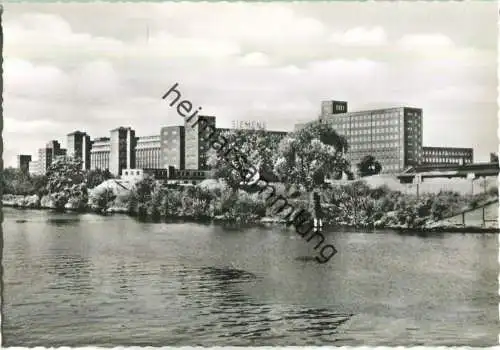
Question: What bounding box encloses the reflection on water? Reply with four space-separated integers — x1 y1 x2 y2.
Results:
3 208 499 347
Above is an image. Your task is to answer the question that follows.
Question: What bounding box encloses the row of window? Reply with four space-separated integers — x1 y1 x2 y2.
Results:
123 170 143 176
332 118 402 127
162 139 179 145
350 143 401 150
334 111 403 121
343 127 401 135
424 151 471 157
424 158 471 164
349 137 401 144
161 130 179 136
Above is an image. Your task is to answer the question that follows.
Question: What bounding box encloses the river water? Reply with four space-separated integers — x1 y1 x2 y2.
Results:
3 207 499 346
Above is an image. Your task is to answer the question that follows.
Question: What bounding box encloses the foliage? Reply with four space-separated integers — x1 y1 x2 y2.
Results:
46 157 85 194
85 169 114 189
118 173 494 228
66 183 89 212
357 155 382 177
273 121 351 192
490 153 498 163
128 178 156 217
208 129 284 190
0 168 48 196
89 187 116 213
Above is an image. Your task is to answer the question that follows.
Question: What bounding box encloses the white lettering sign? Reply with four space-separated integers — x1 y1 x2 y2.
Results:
232 120 267 130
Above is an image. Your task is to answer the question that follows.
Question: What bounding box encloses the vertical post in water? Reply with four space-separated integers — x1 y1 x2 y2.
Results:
482 207 485 228
312 191 322 232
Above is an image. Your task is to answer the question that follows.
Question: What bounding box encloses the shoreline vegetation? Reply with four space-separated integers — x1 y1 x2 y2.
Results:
3 175 498 233
2 119 498 234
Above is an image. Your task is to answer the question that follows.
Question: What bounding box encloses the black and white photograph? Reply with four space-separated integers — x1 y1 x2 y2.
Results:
1 1 499 347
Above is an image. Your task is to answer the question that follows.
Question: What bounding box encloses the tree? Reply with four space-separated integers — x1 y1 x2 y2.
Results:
273 121 351 223
357 155 382 177
0 168 48 196
273 121 350 192
208 129 283 191
45 157 85 194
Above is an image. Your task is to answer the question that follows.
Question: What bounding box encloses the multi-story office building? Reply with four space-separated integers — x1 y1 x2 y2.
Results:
67 131 92 170
161 126 185 170
29 160 39 175
17 155 32 175
319 100 423 173
185 115 216 170
109 127 136 176
136 135 161 169
422 146 473 165
90 137 111 171
37 140 65 175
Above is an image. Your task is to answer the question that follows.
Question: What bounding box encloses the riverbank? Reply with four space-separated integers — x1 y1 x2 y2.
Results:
3 175 498 233
3 194 498 233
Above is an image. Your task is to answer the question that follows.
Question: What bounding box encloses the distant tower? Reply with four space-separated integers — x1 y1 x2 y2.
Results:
184 115 216 170
17 155 32 175
109 127 136 176
319 100 348 122
67 131 92 170
37 140 64 175
161 126 185 170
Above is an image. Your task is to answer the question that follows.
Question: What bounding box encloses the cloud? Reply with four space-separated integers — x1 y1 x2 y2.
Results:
4 118 63 135
2 2 497 166
5 13 124 61
428 85 495 104
330 26 387 46
4 58 71 99
173 4 327 45
398 33 454 49
73 60 128 103
239 52 271 67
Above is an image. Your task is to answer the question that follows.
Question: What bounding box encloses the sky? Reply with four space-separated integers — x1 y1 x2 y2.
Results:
3 2 498 167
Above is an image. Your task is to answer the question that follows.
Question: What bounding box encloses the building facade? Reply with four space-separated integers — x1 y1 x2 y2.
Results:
160 126 185 170
422 146 473 165
136 135 161 169
37 140 65 175
121 168 170 182
319 101 423 173
67 131 92 170
184 115 216 170
17 155 32 175
109 127 136 176
320 100 348 116
90 137 110 171
165 166 209 185
29 160 39 175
